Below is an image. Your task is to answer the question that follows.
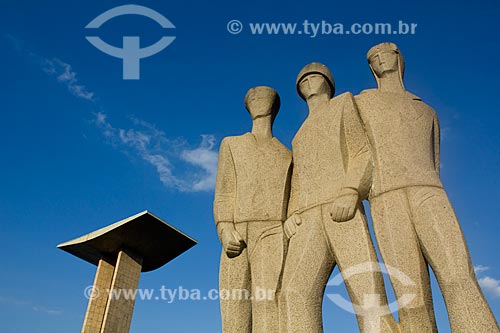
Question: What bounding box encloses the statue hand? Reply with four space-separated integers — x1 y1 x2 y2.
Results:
220 225 246 258
284 214 302 239
330 188 359 222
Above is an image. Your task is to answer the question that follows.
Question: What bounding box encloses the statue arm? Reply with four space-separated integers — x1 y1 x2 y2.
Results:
433 114 441 177
213 138 237 240
284 161 304 238
341 94 372 199
330 94 372 223
286 162 298 218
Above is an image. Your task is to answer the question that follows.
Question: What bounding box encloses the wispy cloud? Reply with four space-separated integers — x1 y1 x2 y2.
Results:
95 112 217 192
32 306 64 316
474 265 491 274
0 296 63 316
478 276 500 298
7 34 218 192
6 34 94 101
41 58 94 101
181 135 218 191
474 265 500 298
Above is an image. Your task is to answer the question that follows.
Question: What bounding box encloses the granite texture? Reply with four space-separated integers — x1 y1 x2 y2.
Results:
279 63 397 333
214 86 292 333
213 46 499 332
354 42 499 332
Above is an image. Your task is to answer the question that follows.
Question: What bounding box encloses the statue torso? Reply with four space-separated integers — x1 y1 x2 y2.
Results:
355 89 442 198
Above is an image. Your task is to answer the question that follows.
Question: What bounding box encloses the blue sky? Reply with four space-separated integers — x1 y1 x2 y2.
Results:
1 0 499 331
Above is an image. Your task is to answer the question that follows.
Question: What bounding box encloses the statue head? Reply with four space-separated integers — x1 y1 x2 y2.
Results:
367 42 405 86
244 86 281 124
296 62 335 101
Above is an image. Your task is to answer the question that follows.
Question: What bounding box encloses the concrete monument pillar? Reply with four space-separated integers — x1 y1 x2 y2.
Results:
81 258 115 333
100 250 143 333
58 210 196 333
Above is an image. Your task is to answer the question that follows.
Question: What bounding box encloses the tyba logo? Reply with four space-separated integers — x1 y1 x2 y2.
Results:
85 5 176 80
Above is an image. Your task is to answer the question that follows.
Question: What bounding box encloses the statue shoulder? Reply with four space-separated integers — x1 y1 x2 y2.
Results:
337 91 354 99
334 91 354 102
354 89 378 103
406 92 438 119
329 91 355 110
356 88 377 97
405 91 423 101
272 138 292 157
355 89 423 102
221 133 252 147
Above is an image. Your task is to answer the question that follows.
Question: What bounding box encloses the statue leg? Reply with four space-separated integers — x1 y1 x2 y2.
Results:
247 221 284 333
279 207 334 333
322 204 399 333
219 223 252 333
409 186 500 332
370 189 437 332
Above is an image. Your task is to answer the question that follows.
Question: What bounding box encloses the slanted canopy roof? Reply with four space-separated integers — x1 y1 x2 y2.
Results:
57 211 197 272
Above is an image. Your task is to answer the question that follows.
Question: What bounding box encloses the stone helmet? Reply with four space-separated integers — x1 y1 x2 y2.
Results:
244 86 281 124
296 62 335 100
366 42 405 86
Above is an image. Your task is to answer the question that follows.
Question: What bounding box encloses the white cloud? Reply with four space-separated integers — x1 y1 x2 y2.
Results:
95 113 218 192
41 58 94 101
474 265 491 274
474 265 500 298
5 34 94 101
181 135 218 191
32 306 63 316
7 35 218 193
478 276 500 298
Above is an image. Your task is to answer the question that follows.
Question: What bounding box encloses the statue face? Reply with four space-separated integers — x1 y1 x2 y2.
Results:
370 51 399 77
299 74 331 100
246 94 274 119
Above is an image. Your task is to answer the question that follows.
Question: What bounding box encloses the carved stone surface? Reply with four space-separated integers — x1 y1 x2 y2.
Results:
354 42 499 332
214 86 292 332
279 63 397 333
213 45 499 333
58 211 197 333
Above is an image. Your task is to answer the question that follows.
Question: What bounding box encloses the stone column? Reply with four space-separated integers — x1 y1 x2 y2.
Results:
82 258 115 333
100 249 143 333
58 211 197 333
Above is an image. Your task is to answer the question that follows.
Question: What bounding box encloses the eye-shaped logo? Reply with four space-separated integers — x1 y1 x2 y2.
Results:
85 4 176 80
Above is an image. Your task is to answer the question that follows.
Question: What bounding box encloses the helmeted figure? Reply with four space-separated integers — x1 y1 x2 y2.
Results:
214 86 292 333
279 63 398 333
354 42 499 332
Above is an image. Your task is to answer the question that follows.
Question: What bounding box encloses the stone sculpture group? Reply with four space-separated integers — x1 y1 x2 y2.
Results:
213 42 500 332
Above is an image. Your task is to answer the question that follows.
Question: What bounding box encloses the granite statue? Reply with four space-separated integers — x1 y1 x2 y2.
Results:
214 86 292 332
278 63 398 333
352 42 499 332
